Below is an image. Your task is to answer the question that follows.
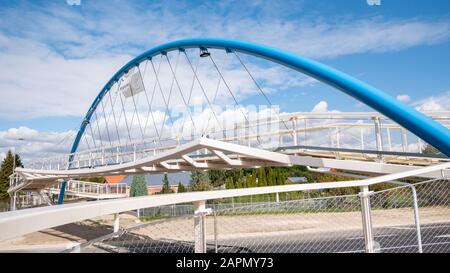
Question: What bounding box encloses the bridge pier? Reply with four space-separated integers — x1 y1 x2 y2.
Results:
57 180 67 205
10 192 16 211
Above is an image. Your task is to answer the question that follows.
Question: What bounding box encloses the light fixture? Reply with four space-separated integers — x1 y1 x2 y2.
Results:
199 47 210 57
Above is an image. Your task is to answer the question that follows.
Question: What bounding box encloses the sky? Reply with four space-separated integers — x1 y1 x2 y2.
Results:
0 0 449 162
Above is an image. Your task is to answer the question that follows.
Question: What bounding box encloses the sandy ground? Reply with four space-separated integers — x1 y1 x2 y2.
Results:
131 206 450 241
0 212 140 252
0 206 448 252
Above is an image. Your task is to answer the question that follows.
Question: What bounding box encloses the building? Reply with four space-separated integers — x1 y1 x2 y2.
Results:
147 185 179 195
287 177 308 183
105 175 127 184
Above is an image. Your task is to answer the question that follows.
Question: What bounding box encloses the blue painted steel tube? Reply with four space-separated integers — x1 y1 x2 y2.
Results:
70 38 450 156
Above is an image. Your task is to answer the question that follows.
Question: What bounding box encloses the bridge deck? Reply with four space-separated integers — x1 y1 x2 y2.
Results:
9 138 450 194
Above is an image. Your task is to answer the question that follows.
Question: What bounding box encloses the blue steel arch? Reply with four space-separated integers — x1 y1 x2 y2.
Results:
71 38 450 157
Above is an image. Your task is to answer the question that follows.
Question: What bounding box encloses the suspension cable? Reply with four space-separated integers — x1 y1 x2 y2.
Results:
234 51 290 133
107 84 122 145
162 51 183 141
165 51 198 139
116 79 133 142
183 50 223 137
202 51 230 136
128 67 145 140
93 111 104 148
179 52 201 140
99 95 113 147
150 55 176 143
140 59 162 142
208 52 261 145
87 122 97 149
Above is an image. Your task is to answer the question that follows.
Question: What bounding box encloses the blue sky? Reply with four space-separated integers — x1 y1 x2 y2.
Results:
0 0 449 160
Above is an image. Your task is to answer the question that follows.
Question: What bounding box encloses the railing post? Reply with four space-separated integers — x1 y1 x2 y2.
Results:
417 137 423 154
234 124 238 145
292 117 298 146
386 127 393 151
335 127 340 149
401 128 408 153
335 127 341 159
194 200 211 253
304 118 308 147
373 117 383 162
359 185 374 253
246 119 250 147
360 127 365 151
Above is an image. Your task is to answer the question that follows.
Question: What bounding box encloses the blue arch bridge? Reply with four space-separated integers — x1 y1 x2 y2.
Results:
1 38 450 253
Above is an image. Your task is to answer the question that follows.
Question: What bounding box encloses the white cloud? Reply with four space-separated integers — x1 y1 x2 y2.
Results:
0 127 76 164
413 91 450 112
0 2 450 163
396 94 411 103
312 101 328 112
0 2 449 120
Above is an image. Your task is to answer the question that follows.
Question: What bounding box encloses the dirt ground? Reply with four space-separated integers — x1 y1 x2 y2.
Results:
0 206 448 252
0 212 140 252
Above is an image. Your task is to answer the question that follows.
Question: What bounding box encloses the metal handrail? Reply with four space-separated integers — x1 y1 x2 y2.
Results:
0 161 448 242
25 111 450 171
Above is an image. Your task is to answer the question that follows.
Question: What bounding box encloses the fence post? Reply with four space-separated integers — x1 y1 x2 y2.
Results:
372 117 383 162
359 186 374 253
194 200 211 253
410 185 423 253
214 210 218 253
113 213 120 233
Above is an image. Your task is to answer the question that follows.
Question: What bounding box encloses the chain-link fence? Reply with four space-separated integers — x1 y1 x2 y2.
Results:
71 178 449 253
78 216 196 253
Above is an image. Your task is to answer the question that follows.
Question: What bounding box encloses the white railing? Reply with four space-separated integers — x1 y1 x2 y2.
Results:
49 180 128 198
25 112 450 171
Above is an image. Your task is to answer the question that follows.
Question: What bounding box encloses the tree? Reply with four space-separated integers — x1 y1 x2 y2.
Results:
0 150 23 200
422 144 440 155
208 170 227 187
258 168 267 187
159 174 173 194
191 171 213 191
129 175 148 197
177 182 187 193
267 168 275 186
190 171 202 185
80 176 105 183
225 177 234 189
